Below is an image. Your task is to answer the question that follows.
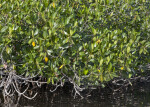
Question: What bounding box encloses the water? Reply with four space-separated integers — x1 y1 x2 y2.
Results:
1 83 150 107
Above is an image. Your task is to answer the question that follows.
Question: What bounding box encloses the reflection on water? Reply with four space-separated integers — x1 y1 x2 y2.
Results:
1 83 150 107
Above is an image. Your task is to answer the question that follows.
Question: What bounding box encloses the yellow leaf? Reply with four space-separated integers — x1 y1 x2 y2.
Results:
53 2 55 8
32 42 35 47
59 65 64 69
96 39 101 44
45 57 48 63
121 67 124 70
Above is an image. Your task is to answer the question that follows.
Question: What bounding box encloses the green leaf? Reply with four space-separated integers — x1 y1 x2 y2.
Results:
127 67 131 72
91 27 97 35
65 15 73 24
79 52 84 56
47 50 53 55
72 34 80 38
26 20 32 24
127 47 130 53
83 69 88 75
28 39 33 44
34 29 39 35
47 78 51 84
43 31 47 39
1 26 8 32
70 30 74 36
91 43 94 50
74 21 78 27
128 73 132 78
34 46 39 49
6 46 11 54
63 38 69 44
108 63 112 71
100 59 103 66
51 78 54 84
139 48 143 54
79 46 82 51
106 56 110 64
110 12 113 16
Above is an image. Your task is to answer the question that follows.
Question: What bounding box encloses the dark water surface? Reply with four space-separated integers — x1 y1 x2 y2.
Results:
1 83 150 107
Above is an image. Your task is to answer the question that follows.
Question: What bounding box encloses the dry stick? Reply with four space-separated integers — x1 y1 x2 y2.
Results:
14 79 29 95
14 73 40 80
49 76 65 92
4 72 13 96
22 92 38 100
62 72 85 98
12 78 38 99
50 84 61 92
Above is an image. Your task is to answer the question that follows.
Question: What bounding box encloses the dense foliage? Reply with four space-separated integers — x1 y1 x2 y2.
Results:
0 0 150 88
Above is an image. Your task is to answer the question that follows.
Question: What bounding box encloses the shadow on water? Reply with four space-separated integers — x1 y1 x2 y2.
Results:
1 82 150 107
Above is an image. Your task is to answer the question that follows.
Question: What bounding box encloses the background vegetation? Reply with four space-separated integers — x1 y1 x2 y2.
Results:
0 0 149 93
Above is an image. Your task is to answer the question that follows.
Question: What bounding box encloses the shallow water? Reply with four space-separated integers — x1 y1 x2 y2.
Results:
1 83 150 107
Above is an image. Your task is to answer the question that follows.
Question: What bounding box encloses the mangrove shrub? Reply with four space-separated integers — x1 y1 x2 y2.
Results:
0 0 150 89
